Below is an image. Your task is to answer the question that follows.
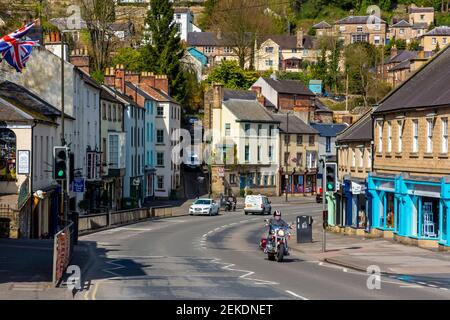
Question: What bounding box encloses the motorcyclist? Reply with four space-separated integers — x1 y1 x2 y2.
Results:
266 210 290 254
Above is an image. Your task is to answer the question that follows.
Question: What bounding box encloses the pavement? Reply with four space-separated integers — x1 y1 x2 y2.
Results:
3 197 450 299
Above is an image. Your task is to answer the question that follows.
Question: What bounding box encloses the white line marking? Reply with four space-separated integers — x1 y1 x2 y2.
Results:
400 285 424 288
286 290 309 300
440 287 449 291
428 284 438 288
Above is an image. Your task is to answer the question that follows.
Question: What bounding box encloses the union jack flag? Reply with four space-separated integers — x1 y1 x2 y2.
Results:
0 20 39 73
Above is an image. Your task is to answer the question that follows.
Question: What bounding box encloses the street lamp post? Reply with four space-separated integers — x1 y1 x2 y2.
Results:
285 112 290 202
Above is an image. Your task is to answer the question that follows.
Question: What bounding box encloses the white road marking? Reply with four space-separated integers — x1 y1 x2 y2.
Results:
285 290 309 300
400 285 424 288
440 287 449 291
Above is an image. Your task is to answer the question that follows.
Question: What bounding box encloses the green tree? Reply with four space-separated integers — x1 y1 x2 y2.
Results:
408 39 421 51
111 47 143 72
205 60 258 90
344 42 378 106
141 0 187 106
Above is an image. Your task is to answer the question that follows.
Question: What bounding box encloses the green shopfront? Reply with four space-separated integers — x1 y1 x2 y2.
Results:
368 172 450 247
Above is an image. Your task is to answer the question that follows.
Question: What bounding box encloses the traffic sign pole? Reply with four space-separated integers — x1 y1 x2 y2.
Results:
322 159 327 253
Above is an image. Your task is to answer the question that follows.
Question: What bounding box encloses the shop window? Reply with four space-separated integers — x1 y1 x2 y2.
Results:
420 198 439 239
384 193 395 229
0 129 16 181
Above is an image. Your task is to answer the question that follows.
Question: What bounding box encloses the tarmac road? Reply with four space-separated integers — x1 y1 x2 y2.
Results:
78 201 450 300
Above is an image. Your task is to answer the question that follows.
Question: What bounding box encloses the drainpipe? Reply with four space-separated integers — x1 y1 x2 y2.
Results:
29 120 38 238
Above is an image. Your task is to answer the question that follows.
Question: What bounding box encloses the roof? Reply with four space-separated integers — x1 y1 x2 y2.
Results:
375 45 450 114
224 89 256 101
101 88 124 104
187 31 241 47
313 21 332 29
387 50 418 64
391 20 412 28
125 82 179 105
261 77 315 96
174 7 191 14
76 68 101 89
223 99 279 123
103 85 140 108
315 99 332 113
271 114 318 134
423 26 450 36
336 109 374 143
409 6 434 13
412 22 428 29
259 34 316 50
389 59 411 71
0 81 65 121
309 123 348 137
0 97 38 122
336 15 386 25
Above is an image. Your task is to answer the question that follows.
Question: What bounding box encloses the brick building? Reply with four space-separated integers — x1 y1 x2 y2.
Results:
368 45 450 250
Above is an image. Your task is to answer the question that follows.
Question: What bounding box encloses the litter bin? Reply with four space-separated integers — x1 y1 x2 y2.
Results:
297 215 313 243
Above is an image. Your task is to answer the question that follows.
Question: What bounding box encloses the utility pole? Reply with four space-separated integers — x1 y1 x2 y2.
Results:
60 31 67 223
285 112 289 202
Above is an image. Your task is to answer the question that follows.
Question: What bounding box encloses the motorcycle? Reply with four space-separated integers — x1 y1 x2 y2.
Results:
260 220 293 262
224 199 236 212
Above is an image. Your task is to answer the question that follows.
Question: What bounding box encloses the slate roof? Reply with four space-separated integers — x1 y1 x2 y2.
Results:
0 98 39 122
386 50 418 64
223 99 279 123
336 15 386 25
101 88 124 104
259 34 317 49
271 114 318 134
412 22 428 29
375 45 450 114
409 6 434 13
103 86 140 108
313 21 332 29
315 99 332 113
262 77 315 96
309 123 348 137
391 20 412 28
389 59 411 71
223 89 256 101
0 81 65 121
125 82 179 105
423 26 450 36
336 109 374 143
187 32 249 47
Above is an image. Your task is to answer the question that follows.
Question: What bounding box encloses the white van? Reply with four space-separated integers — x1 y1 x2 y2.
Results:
244 195 271 215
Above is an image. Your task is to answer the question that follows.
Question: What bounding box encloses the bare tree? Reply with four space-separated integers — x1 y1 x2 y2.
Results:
79 0 116 74
209 0 279 69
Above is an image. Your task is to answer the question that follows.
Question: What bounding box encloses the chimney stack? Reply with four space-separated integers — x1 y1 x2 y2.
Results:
390 44 398 58
69 47 90 74
154 75 169 95
296 28 304 48
212 83 224 109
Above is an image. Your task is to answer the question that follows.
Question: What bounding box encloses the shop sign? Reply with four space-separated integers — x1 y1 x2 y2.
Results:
72 178 85 193
351 182 362 194
17 150 30 174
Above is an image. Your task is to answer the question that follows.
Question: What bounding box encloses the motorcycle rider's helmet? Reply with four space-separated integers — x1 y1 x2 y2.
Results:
273 210 281 221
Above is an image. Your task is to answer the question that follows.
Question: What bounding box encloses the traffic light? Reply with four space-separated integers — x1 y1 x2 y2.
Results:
54 147 69 180
325 162 337 192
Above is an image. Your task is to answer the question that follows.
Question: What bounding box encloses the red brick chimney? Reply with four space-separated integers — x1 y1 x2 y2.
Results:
251 86 262 95
140 71 156 88
69 47 90 74
155 75 169 95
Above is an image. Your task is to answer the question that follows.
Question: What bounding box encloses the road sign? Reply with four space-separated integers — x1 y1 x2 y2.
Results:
72 178 85 193
218 168 224 177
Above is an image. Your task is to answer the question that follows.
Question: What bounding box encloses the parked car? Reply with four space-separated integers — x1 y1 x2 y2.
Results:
189 198 220 216
244 195 271 215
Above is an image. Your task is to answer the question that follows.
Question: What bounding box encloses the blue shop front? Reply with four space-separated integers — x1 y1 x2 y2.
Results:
334 177 370 230
368 173 450 247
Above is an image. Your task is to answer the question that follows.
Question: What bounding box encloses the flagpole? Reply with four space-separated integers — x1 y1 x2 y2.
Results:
60 31 65 146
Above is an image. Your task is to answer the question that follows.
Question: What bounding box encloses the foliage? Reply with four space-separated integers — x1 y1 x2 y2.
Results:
141 0 188 107
207 0 282 69
205 60 259 90
80 0 116 74
408 39 421 51
344 42 379 106
91 70 104 84
277 71 313 85
111 47 143 72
